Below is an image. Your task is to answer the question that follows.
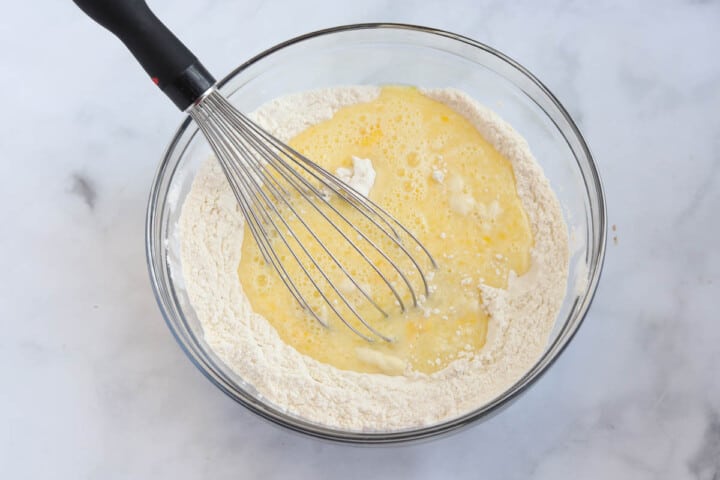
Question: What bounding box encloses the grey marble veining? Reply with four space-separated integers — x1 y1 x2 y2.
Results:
1 0 718 478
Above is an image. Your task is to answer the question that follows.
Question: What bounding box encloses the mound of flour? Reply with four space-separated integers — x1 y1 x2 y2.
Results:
179 86 568 431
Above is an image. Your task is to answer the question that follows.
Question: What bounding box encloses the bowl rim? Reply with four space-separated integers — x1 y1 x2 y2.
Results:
146 22 607 444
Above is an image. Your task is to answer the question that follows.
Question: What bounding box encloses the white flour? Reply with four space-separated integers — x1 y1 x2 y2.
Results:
179 86 568 431
335 156 376 197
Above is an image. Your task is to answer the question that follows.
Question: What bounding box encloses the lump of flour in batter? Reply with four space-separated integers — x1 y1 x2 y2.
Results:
335 155 376 197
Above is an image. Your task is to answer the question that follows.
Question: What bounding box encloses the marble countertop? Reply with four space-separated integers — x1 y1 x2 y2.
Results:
1 0 718 478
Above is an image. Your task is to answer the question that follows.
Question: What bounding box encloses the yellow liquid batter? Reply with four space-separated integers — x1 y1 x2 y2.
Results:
238 86 533 375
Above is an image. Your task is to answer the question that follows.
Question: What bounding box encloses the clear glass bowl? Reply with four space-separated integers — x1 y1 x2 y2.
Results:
146 24 606 444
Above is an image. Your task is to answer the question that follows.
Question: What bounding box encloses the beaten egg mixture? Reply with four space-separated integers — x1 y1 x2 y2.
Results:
237 87 534 375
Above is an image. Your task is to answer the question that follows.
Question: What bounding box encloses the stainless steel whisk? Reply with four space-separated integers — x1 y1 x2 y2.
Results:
74 0 436 341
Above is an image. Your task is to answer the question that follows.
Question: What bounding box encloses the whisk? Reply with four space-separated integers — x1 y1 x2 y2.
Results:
74 0 436 341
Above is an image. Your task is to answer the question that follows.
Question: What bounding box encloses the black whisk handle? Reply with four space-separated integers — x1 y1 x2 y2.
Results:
73 0 216 110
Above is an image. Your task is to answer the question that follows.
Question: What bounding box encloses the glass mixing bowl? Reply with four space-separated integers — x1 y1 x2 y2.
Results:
146 24 606 444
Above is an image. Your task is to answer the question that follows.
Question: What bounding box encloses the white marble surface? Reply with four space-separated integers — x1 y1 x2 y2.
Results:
1 0 719 478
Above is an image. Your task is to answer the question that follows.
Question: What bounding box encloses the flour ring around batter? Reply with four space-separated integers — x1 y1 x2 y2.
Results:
179 86 568 431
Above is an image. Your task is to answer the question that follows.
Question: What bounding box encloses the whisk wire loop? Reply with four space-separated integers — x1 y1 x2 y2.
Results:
189 89 436 341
